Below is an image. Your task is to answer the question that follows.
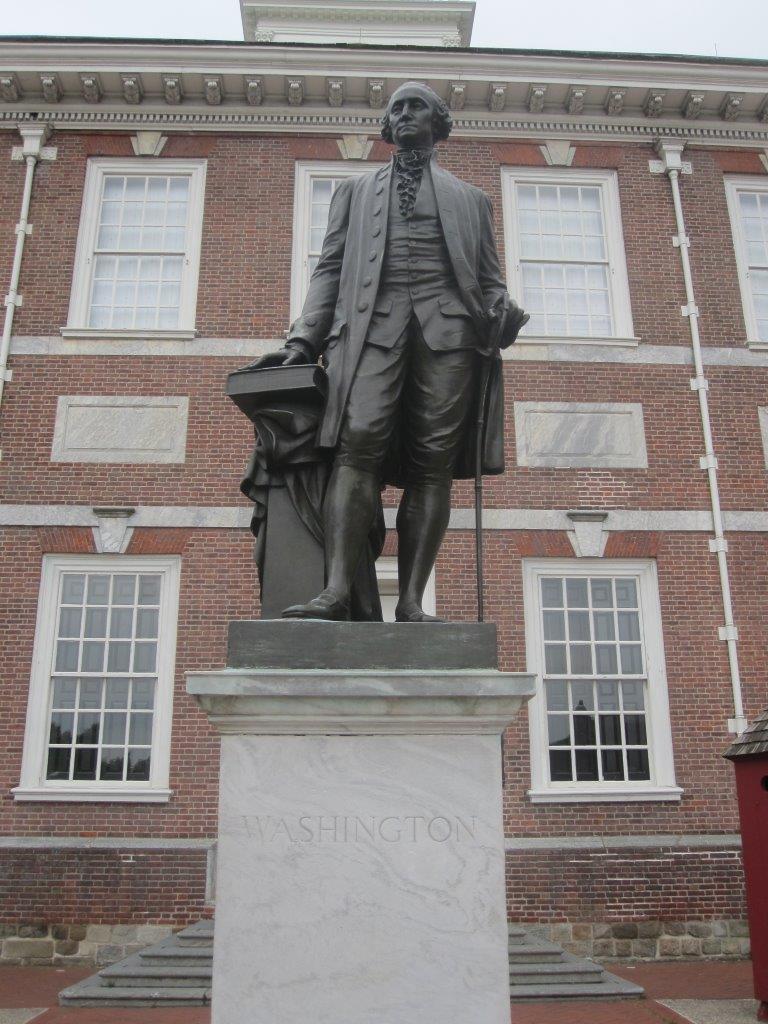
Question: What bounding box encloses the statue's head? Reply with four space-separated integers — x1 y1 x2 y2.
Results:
380 82 453 149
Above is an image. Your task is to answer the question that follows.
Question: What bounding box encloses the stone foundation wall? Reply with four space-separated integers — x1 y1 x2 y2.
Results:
526 919 751 961
1 917 750 967
0 922 174 967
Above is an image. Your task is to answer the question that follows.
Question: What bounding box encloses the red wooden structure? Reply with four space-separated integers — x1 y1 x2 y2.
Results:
725 709 768 1021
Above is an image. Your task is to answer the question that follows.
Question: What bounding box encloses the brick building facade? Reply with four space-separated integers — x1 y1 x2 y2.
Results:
1 0 767 966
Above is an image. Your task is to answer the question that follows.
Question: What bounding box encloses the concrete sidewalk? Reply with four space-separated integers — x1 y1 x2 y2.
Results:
0 959 756 1023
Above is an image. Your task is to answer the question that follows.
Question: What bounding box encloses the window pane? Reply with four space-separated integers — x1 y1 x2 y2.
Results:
621 680 645 711
105 678 130 709
548 714 571 746
87 575 110 605
568 611 590 641
76 712 100 744
47 747 71 780
79 678 102 709
573 716 596 746
545 680 568 711
73 747 97 780
596 644 618 674
61 574 85 604
55 641 79 672
593 611 615 641
601 748 624 781
103 712 126 745
113 575 136 605
590 579 612 608
110 608 134 639
549 749 572 781
129 714 153 746
100 748 125 781
107 642 131 673
132 679 156 710
624 715 647 746
545 644 567 674
543 610 565 641
49 712 74 744
571 681 594 711
58 607 82 638
52 678 78 709
615 578 638 607
136 609 159 639
618 612 640 641
620 645 643 674
596 681 619 710
565 578 588 607
627 749 650 781
569 644 593 674
541 578 563 607
575 749 599 781
84 608 107 638
599 714 622 746
127 749 151 781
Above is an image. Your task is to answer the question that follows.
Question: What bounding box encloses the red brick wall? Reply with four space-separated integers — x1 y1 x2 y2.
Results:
1 124 767 930
0 848 208 926
505 845 746 922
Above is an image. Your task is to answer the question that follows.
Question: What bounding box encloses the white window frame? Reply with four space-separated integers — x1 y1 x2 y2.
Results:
63 158 207 341
501 166 636 346
291 160 384 321
724 175 768 349
523 558 681 803
13 554 181 803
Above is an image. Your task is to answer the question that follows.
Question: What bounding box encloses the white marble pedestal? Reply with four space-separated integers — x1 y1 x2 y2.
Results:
188 662 534 1024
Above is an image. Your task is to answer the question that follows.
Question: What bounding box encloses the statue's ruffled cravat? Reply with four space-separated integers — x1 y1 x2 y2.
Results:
393 148 432 220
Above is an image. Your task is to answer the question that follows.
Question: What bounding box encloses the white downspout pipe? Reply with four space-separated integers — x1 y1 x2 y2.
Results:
0 125 49 443
655 138 747 735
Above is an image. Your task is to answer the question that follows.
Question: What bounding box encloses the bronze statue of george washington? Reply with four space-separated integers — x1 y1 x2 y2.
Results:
245 82 527 622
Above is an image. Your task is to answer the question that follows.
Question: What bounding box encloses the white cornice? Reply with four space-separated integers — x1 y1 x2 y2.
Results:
1 106 766 148
0 40 766 137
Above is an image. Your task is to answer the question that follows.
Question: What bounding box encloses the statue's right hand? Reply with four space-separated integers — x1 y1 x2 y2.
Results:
236 346 309 373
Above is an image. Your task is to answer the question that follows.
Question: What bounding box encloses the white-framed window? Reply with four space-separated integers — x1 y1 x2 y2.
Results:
291 160 384 320
501 167 635 345
13 555 180 802
725 176 768 348
523 559 681 803
64 158 206 340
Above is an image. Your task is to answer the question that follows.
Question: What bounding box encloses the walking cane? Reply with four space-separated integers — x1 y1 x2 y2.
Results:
474 303 507 623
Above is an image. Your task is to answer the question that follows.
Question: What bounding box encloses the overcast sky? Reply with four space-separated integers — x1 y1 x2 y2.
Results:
1 0 765 61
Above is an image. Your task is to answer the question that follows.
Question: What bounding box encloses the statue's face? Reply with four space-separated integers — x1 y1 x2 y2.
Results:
387 89 435 150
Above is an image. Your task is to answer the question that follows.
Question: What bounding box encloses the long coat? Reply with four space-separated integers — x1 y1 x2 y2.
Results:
287 153 511 479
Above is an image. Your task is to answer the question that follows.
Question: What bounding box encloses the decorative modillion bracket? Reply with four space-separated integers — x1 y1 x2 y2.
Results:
567 511 609 557
92 507 135 554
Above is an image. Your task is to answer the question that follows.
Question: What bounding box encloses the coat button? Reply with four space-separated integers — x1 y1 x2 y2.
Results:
304 316 317 326
372 226 381 237
369 251 377 261
363 276 372 287
357 300 369 312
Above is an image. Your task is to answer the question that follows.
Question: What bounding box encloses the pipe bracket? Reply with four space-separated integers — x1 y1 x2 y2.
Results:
699 454 718 471
690 377 709 392
719 625 738 642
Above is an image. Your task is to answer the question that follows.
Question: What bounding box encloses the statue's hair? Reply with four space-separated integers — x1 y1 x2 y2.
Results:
380 83 453 144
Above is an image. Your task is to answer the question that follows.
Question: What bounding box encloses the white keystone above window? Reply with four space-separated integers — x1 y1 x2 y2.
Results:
64 158 206 340
501 167 636 346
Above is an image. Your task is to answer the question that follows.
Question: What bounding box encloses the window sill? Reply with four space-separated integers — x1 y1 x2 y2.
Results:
747 341 768 351
12 785 173 803
514 335 640 348
61 328 197 341
528 785 683 804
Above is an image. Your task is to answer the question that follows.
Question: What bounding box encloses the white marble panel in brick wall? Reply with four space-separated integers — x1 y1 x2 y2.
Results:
51 395 189 464
514 401 648 469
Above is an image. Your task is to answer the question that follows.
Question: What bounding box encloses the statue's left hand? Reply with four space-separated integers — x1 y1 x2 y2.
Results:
236 346 310 373
486 295 529 349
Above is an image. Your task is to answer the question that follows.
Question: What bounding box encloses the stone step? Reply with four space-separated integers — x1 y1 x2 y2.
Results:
140 936 213 966
507 937 565 963
175 920 215 946
59 977 211 1008
509 959 605 986
99 955 212 989
505 976 645 1000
